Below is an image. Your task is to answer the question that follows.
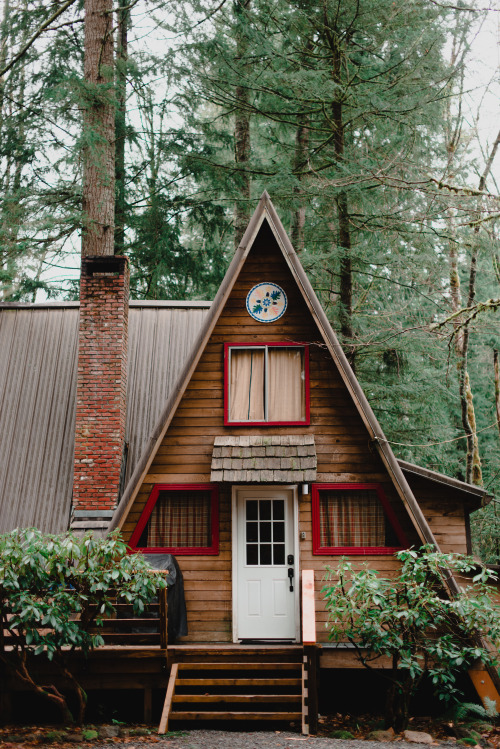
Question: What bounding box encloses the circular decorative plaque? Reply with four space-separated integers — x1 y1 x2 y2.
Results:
246 282 287 323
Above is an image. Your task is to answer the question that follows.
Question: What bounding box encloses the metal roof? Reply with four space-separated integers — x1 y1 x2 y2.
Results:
0 301 210 533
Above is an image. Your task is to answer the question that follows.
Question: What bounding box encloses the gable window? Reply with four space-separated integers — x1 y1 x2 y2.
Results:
129 484 219 555
224 343 309 425
312 483 407 555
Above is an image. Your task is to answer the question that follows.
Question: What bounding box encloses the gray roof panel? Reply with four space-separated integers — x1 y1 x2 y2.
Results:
0 303 209 533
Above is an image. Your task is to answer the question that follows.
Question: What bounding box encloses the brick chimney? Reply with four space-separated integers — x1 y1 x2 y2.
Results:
71 255 129 534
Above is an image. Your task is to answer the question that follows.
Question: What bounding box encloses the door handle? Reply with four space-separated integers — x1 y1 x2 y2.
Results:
288 567 294 592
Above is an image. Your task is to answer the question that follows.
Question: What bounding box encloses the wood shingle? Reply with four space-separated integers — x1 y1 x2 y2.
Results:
210 435 317 482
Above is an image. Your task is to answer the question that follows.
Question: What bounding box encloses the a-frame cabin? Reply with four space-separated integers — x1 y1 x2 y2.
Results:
0 193 496 731
104 193 493 731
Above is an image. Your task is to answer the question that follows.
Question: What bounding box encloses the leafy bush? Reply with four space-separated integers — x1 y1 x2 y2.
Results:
0 528 166 723
323 547 500 731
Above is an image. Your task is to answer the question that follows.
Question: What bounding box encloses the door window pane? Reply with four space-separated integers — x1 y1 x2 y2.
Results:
273 545 285 565
260 544 272 565
273 500 284 519
273 522 285 542
260 522 271 542
246 522 258 542
245 498 287 566
260 500 271 520
247 545 258 565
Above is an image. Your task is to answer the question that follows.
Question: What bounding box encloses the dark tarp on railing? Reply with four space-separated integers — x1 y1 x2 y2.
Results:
146 554 188 642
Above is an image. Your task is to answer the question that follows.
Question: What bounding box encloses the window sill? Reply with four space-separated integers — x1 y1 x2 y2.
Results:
313 546 405 556
224 419 310 427
135 546 219 555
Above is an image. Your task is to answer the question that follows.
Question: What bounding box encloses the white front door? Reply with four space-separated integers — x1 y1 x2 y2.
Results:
233 486 298 641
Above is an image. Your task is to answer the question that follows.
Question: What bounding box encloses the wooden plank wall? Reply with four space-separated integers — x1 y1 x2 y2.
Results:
122 223 470 644
404 476 471 555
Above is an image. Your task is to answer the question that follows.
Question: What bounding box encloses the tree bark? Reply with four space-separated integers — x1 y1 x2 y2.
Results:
82 0 115 257
327 17 355 365
494 350 500 441
233 0 251 250
0 0 28 299
291 116 309 252
1 652 75 723
114 0 128 254
457 130 500 484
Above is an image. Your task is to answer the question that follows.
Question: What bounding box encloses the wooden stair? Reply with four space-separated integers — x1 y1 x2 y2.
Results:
159 649 303 732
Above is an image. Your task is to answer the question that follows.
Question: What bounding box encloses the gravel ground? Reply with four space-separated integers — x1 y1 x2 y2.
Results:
43 732 455 749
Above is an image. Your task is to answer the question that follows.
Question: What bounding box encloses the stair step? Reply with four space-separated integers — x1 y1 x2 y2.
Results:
169 711 302 721
177 678 301 687
167 646 303 664
177 661 299 671
173 694 301 704
159 651 306 734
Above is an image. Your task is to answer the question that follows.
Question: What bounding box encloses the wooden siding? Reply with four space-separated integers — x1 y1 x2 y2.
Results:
404 475 472 555
122 223 469 643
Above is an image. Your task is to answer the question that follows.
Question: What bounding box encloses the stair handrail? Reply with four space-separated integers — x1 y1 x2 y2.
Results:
302 569 316 646
158 582 168 650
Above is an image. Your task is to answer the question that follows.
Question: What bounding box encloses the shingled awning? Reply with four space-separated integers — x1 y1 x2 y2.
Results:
210 435 317 483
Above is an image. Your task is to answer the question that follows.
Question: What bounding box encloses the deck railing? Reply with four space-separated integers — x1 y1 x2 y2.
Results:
2 585 168 651
301 569 318 735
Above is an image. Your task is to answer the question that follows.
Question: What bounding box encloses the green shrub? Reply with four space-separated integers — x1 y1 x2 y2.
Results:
323 547 500 731
0 529 166 723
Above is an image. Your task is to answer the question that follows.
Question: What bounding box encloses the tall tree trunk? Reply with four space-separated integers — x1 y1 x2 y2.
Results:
82 0 115 257
458 130 500 483
114 0 128 254
291 116 309 252
233 0 251 250
0 0 10 134
327 18 355 365
494 350 500 441
290 39 313 252
0 0 28 298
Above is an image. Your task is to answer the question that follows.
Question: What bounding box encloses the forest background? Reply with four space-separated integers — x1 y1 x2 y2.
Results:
1 0 500 561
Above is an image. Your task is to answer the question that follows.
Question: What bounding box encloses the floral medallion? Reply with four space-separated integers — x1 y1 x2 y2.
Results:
246 282 287 323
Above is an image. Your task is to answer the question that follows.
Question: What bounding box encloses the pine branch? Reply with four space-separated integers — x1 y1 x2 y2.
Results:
431 298 500 335
0 0 79 79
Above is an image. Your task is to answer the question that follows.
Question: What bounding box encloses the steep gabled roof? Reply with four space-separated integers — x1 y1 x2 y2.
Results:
109 192 449 547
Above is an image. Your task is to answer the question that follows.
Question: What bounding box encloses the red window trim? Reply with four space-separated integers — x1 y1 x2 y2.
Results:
312 482 408 556
129 483 219 556
224 342 310 426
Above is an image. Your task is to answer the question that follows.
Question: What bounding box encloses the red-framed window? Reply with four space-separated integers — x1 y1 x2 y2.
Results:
312 483 408 555
224 342 310 426
129 484 219 555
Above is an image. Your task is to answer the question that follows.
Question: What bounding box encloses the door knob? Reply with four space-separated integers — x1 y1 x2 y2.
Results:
288 567 294 592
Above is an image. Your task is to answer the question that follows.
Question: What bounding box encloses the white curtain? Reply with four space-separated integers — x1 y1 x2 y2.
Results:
268 348 305 421
230 349 265 421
